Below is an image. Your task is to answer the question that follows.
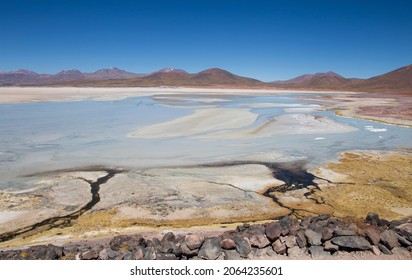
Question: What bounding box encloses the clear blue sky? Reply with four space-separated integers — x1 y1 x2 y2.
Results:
1 0 411 81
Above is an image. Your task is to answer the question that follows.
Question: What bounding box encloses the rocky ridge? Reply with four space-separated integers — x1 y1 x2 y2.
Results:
1 213 411 260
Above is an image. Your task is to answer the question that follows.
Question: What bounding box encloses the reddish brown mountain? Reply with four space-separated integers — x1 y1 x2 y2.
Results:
87 67 143 80
346 64 412 93
189 68 263 86
88 68 264 87
0 65 411 94
272 71 352 89
272 65 412 94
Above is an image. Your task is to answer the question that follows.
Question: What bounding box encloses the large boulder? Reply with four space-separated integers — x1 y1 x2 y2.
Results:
249 233 270 249
109 235 143 252
223 249 242 260
324 240 339 253
321 228 334 241
279 215 292 229
333 229 356 236
133 248 144 260
161 232 176 243
287 246 305 258
81 250 99 260
380 230 400 249
24 245 63 260
365 212 381 226
272 239 286 254
377 243 392 255
180 241 199 257
143 246 157 260
296 230 307 248
265 222 282 241
364 227 381 245
285 236 297 248
309 246 331 259
232 236 251 258
246 227 270 249
220 238 236 250
395 223 412 242
185 233 204 250
305 229 322 246
198 237 222 260
331 236 371 251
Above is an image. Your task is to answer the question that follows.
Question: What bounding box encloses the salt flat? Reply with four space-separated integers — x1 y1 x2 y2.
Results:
0 87 411 247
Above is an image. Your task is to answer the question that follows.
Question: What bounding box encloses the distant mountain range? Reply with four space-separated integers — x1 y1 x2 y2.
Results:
1 65 411 94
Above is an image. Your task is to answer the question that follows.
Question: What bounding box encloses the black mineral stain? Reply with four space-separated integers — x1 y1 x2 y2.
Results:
0 169 122 243
199 160 330 218
199 160 321 190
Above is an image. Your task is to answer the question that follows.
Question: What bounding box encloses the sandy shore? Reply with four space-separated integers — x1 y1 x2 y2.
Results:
128 108 258 138
0 86 356 104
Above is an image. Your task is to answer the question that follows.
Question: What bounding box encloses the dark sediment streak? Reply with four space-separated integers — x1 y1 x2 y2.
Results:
199 160 322 191
1 160 330 243
199 160 331 218
0 169 122 243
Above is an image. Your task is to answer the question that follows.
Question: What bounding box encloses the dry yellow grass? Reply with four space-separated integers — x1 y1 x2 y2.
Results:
321 151 412 219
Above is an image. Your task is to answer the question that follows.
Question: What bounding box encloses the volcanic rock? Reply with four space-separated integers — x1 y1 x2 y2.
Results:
377 243 392 255
380 230 400 249
285 236 297 248
99 248 118 260
292 231 305 249
232 235 251 258
143 247 156 260
246 226 270 248
395 223 412 242
365 212 381 226
198 237 222 260
331 236 371 250
305 229 322 246
223 249 242 260
309 246 331 259
180 241 199 257
265 222 282 241
371 245 381 256
221 238 236 250
365 227 381 245
333 229 357 236
82 250 98 260
324 240 339 252
185 233 204 250
272 239 287 254
109 235 143 252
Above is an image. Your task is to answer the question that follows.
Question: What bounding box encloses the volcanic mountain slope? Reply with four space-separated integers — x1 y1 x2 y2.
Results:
272 71 352 88
86 67 143 80
79 68 265 87
1 64 411 93
0 68 144 85
345 64 412 93
272 65 412 94
189 68 263 86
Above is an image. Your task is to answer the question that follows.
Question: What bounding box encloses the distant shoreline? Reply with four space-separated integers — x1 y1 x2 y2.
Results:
1 86 410 127
0 86 367 104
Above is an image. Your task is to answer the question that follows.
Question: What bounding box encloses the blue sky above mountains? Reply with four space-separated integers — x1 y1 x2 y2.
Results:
1 0 411 81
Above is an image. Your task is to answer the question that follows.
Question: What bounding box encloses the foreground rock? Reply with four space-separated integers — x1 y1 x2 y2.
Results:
1 213 411 260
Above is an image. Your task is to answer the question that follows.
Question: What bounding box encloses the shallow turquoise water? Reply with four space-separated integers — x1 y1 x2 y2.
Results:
0 92 411 190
